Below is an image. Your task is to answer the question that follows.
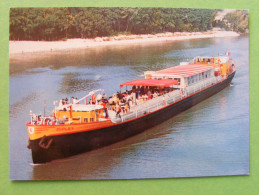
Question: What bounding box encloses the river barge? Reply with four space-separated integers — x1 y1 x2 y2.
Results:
26 53 236 163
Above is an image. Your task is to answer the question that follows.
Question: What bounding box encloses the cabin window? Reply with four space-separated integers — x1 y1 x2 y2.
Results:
84 118 88 123
90 117 94 122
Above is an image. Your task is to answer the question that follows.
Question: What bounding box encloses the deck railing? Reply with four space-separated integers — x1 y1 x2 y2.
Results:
111 76 223 123
185 76 222 96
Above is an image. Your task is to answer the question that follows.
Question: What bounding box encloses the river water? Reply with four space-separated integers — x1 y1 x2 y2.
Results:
9 35 249 180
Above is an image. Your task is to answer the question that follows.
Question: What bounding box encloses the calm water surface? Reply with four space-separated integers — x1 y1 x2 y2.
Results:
9 36 249 180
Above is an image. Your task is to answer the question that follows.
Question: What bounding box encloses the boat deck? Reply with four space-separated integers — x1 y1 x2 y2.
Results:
111 75 223 123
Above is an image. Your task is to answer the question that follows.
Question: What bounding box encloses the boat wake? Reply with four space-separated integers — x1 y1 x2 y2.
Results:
30 163 42 166
94 75 101 80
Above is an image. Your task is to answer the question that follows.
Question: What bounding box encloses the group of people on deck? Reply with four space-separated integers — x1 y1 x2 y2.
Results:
59 97 79 106
59 86 174 118
106 86 174 117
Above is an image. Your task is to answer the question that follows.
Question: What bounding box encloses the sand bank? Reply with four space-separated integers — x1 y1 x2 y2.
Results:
9 31 239 54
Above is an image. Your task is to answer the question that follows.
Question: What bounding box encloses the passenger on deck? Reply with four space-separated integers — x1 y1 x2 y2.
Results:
111 102 116 111
129 99 133 108
126 93 132 102
143 94 148 101
138 96 144 103
132 87 136 105
144 86 148 95
140 86 144 95
114 95 119 104
153 91 158 98
125 103 129 113
103 93 107 100
116 92 123 100
75 98 79 104
59 99 63 106
136 86 140 99
148 90 152 99
96 92 102 104
72 97 77 104
91 94 96 105
116 103 121 118
101 96 108 103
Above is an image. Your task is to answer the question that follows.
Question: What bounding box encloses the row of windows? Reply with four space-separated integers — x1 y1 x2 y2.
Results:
156 77 180 84
84 117 95 123
187 71 211 85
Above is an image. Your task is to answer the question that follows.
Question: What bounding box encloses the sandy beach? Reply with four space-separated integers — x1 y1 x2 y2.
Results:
9 31 239 54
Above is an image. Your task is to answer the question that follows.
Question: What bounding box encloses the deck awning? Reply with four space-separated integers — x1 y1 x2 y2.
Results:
120 79 178 88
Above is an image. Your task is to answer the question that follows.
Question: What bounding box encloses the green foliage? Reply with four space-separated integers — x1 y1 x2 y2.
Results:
9 8 217 41
223 10 249 33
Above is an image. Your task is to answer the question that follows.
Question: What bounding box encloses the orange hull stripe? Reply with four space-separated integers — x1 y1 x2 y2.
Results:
27 120 114 140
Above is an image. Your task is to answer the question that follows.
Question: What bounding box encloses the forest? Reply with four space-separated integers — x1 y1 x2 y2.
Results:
10 8 248 41
219 10 248 33
10 7 218 41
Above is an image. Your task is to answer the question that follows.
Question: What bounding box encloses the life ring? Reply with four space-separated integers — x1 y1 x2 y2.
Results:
28 126 34 134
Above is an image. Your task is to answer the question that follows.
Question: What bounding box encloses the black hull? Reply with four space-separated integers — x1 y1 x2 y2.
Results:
30 72 235 163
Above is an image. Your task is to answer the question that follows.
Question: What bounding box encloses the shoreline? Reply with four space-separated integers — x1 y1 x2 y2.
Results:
9 31 239 55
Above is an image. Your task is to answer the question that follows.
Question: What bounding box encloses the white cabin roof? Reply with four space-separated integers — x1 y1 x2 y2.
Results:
153 64 215 78
57 104 103 112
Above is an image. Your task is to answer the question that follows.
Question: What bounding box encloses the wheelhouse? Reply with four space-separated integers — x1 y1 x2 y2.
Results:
55 104 106 124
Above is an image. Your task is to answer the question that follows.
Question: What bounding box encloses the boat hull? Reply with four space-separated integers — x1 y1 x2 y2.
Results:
30 72 235 163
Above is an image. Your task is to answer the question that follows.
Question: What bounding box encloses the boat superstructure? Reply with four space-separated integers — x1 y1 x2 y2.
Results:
26 53 236 163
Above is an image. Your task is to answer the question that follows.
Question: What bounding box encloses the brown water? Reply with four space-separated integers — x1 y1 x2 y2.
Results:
9 36 249 180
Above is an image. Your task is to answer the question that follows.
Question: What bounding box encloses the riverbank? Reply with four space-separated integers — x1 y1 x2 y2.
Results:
9 31 239 54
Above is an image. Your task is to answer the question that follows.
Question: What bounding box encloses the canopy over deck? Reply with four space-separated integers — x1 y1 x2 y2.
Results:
153 64 215 77
120 79 178 88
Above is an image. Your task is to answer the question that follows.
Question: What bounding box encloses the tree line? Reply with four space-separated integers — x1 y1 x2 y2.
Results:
10 7 218 41
216 10 249 33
